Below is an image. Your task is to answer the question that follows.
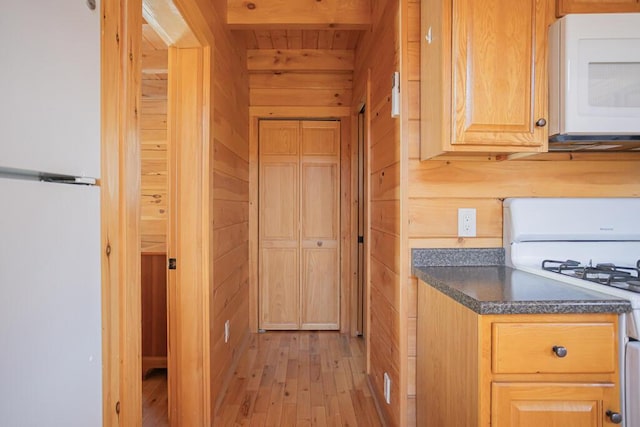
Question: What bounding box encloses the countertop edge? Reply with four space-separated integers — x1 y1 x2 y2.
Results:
413 265 632 315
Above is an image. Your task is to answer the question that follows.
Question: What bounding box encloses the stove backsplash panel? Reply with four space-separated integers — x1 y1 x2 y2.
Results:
412 248 505 267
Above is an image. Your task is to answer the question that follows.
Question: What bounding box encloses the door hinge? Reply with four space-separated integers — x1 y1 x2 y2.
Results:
168 258 177 270
358 235 364 244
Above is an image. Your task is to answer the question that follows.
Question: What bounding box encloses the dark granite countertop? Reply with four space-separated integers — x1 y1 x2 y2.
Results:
412 265 632 315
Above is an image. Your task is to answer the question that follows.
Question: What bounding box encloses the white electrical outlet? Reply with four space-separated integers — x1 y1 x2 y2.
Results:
458 208 477 237
224 320 230 343
383 372 391 404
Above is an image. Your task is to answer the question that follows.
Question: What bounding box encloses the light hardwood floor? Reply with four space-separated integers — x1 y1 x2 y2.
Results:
142 331 381 426
142 369 169 427
215 331 381 426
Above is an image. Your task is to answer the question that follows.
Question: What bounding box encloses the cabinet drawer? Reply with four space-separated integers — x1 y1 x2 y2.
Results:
492 322 616 374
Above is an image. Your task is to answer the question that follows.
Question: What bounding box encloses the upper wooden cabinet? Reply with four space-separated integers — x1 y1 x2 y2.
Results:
420 0 550 159
558 0 640 15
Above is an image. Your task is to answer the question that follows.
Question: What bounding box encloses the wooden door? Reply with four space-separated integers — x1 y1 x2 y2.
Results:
492 382 616 426
300 121 340 329
259 121 300 329
259 120 340 330
452 0 548 147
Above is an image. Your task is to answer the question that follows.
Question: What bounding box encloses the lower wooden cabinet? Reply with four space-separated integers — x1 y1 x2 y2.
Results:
417 280 622 426
141 252 167 375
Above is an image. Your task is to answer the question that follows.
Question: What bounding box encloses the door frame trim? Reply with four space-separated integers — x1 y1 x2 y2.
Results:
102 0 216 425
248 108 354 334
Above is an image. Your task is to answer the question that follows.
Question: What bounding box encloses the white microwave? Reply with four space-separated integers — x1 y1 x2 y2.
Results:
548 13 640 151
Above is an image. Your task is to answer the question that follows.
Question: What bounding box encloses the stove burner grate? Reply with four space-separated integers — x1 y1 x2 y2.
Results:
543 259 640 293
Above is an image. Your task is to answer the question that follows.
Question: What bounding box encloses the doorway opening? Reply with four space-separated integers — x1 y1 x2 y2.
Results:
356 106 366 337
140 19 169 427
139 1 207 425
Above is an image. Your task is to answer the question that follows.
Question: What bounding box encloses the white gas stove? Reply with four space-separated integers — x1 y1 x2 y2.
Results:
504 197 640 427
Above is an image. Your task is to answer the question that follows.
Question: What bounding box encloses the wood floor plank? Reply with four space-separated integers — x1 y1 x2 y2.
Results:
236 390 258 422
297 389 312 423
142 369 168 427
281 403 297 427
208 332 380 426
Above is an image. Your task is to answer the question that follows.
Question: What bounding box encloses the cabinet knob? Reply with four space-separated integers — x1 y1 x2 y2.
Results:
552 345 567 358
606 410 623 424
535 118 547 127
317 241 323 247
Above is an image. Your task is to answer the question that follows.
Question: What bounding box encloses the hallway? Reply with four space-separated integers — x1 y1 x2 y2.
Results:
213 331 382 426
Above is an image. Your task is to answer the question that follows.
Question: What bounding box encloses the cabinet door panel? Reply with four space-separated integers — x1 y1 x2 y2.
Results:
558 0 640 15
452 0 547 146
492 382 613 427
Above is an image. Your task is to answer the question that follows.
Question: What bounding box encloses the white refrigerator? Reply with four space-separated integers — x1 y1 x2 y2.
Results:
0 1 103 426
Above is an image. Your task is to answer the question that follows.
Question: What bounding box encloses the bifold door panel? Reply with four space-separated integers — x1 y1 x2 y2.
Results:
259 120 340 330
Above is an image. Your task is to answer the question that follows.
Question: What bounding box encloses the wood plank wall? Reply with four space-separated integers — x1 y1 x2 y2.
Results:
247 50 354 111
206 5 251 414
149 0 249 420
141 26 168 253
354 0 404 425
403 0 640 424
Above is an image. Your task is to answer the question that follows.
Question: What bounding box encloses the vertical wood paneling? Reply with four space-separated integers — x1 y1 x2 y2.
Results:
167 45 210 427
354 0 404 425
101 0 143 425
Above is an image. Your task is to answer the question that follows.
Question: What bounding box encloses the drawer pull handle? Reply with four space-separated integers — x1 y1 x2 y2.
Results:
552 345 567 358
606 410 622 424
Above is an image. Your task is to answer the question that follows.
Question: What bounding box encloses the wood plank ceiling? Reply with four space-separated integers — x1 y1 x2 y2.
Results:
238 29 362 50
227 0 370 50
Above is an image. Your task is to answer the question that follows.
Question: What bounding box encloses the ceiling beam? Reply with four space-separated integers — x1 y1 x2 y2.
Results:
247 49 354 71
143 0 199 47
227 0 371 30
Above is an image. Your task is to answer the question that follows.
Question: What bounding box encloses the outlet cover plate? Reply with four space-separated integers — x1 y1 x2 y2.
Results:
383 372 391 404
458 208 477 237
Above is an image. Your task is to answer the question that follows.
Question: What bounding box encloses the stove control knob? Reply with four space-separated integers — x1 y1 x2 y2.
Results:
606 410 622 424
552 345 567 358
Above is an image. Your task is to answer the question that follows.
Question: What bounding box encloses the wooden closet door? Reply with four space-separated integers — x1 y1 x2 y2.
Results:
300 121 340 330
258 120 340 330
259 121 300 329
